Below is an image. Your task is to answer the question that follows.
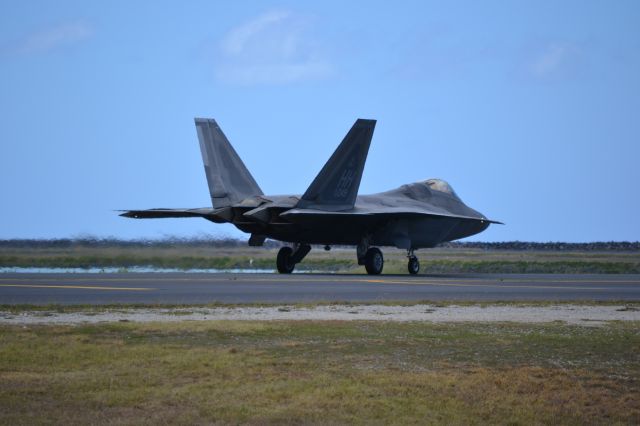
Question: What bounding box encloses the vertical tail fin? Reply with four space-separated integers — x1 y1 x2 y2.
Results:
195 118 263 208
297 118 376 211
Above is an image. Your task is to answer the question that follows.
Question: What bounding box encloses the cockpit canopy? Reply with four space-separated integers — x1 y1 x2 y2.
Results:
424 178 460 199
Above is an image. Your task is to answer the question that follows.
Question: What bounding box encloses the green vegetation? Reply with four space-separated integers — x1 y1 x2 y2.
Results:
1 320 639 424
1 242 639 273
379 259 640 274
2 254 640 274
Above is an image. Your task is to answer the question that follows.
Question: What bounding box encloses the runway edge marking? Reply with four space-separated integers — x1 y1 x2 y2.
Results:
0 284 156 291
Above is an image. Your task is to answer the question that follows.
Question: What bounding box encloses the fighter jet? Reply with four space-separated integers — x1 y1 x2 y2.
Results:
121 118 501 274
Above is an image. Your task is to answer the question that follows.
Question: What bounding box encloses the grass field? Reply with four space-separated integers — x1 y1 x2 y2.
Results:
2 244 640 273
1 320 639 424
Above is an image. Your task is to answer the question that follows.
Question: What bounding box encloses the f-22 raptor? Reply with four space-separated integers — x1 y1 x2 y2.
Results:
121 118 501 274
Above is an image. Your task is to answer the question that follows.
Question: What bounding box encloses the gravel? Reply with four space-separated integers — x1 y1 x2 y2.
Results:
2 304 639 326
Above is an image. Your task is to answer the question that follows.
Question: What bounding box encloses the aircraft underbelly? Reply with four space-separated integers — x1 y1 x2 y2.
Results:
243 214 489 248
259 220 375 245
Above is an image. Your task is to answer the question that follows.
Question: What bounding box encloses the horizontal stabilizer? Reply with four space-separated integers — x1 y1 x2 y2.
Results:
195 118 263 208
119 207 231 223
297 119 376 211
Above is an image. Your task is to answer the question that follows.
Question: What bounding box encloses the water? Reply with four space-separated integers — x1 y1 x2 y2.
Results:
0 267 276 274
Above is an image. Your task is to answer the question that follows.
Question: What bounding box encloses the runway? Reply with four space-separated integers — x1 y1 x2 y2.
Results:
1 273 640 304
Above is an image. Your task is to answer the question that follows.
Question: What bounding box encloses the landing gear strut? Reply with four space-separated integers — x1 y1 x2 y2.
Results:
276 243 311 274
407 249 420 275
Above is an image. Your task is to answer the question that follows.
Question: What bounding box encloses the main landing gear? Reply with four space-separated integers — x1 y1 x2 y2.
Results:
407 249 420 275
361 247 419 275
364 247 384 275
357 238 384 275
276 241 419 276
276 243 311 274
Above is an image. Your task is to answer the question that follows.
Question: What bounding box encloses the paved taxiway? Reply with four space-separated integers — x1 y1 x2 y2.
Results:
1 273 640 304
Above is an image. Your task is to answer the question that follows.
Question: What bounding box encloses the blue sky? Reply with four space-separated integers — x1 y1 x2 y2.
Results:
1 1 639 242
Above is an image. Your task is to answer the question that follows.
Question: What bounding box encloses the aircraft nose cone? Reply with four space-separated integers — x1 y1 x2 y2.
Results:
478 220 490 233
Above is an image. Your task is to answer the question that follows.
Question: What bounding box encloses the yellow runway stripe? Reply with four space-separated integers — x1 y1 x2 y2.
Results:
0 284 155 291
0 276 638 291
215 277 637 285
361 279 607 290
215 277 608 290
1 276 639 284
0 281 596 292
181 277 632 289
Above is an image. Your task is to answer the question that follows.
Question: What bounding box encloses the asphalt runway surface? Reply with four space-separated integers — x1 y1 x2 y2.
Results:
1 273 640 305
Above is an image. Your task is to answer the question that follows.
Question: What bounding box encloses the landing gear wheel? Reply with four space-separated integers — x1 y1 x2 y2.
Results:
276 247 295 274
408 256 420 275
364 248 384 275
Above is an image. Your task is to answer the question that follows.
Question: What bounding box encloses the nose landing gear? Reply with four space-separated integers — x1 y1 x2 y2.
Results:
407 249 420 275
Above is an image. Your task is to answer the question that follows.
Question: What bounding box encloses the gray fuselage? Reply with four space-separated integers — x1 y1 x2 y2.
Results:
226 181 490 250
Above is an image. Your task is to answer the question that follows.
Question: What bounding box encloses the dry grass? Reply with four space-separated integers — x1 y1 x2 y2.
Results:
1 321 639 424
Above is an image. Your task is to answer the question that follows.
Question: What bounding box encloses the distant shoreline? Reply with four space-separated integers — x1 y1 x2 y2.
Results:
1 238 639 251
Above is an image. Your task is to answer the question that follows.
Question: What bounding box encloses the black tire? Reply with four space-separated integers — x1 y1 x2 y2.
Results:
276 247 295 274
408 256 420 275
364 248 384 275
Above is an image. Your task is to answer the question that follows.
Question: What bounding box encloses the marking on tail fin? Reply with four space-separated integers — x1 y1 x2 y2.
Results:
334 157 357 198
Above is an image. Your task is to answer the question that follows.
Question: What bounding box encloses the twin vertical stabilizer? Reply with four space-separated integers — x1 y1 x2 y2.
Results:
194 117 375 212
195 118 263 208
296 119 376 211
